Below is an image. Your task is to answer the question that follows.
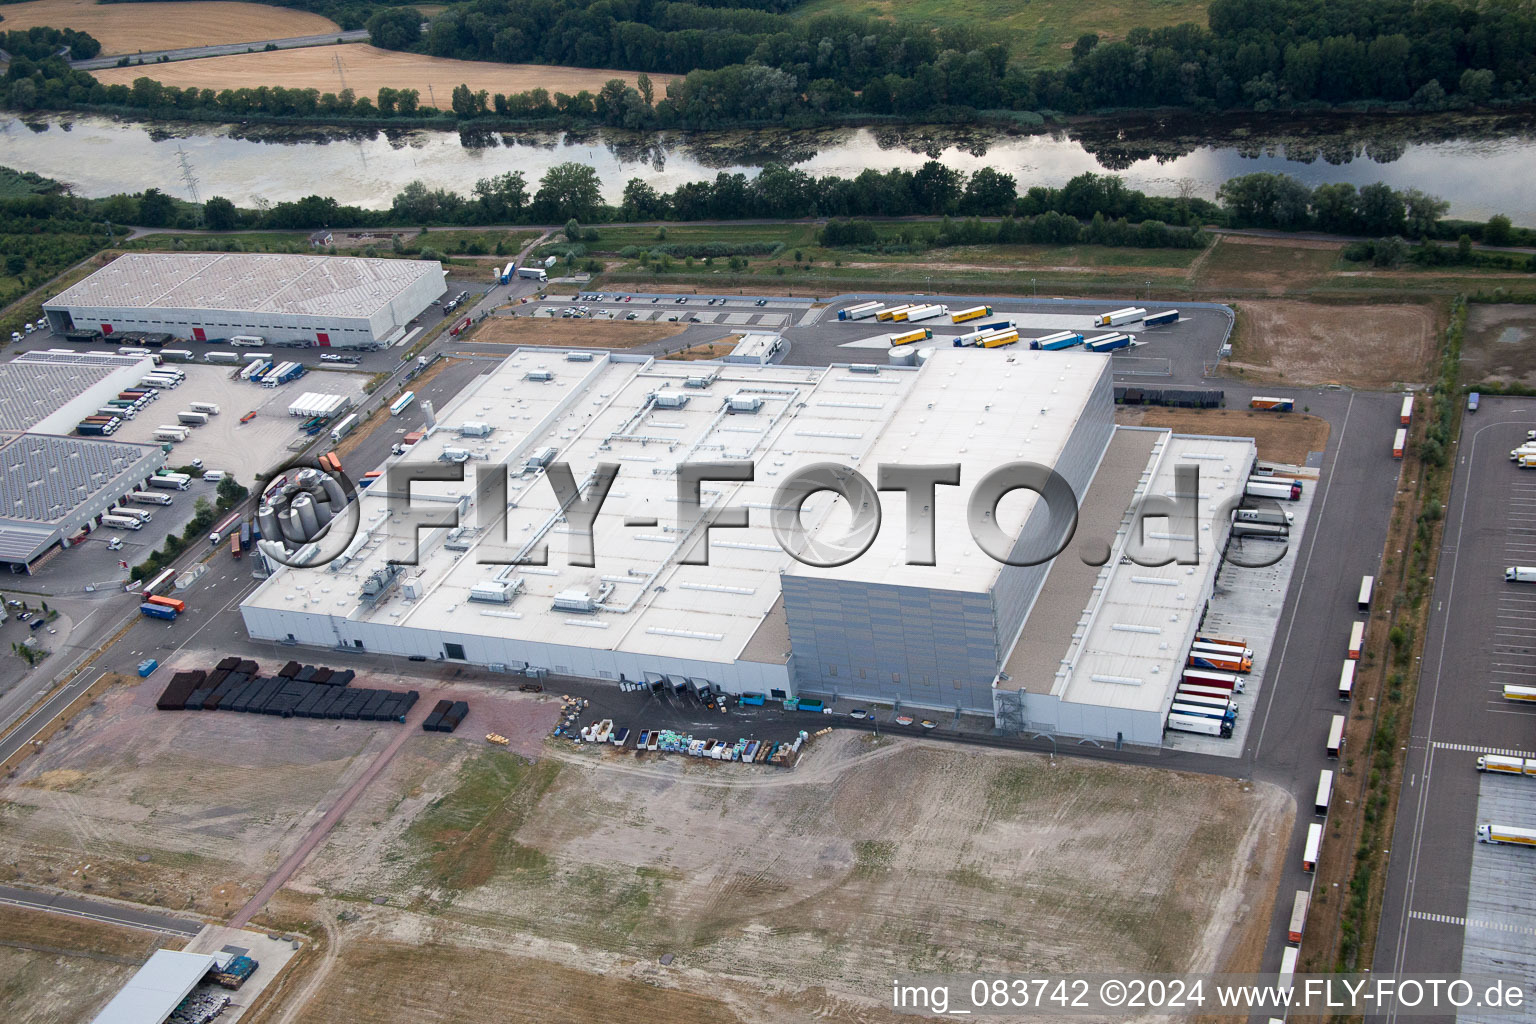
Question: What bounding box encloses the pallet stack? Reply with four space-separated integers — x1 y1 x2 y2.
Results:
156 658 417 723
421 699 467 733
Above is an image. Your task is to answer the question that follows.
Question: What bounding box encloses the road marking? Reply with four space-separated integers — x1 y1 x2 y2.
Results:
1409 911 1536 936
1432 741 1536 758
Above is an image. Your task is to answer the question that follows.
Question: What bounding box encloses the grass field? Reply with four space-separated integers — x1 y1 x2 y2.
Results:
793 0 1210 68
93 45 675 104
0 0 338 54
0 905 177 1024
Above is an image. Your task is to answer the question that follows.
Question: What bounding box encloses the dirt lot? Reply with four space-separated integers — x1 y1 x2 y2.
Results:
469 316 687 348
1193 235 1343 294
93 45 673 102
290 733 1291 1021
1119 407 1332 465
0 0 337 54
1462 303 1536 389
1225 299 1438 388
0 904 176 1024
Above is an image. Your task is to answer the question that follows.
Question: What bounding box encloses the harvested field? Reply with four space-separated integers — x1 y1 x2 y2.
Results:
0 905 173 1024
295 733 1291 1021
1194 235 1342 294
93 45 673 102
0 0 337 54
1462 303 1536 389
468 315 687 348
1225 300 1437 388
1119 407 1332 465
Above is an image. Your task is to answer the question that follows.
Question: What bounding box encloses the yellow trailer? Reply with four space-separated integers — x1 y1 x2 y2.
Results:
952 305 992 324
980 330 1020 348
890 327 933 345
876 304 915 322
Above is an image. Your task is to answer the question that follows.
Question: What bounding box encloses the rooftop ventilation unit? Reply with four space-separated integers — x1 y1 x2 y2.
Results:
469 579 521 604
458 421 492 438
683 373 716 389
526 370 554 382
652 391 690 409
726 394 763 414
553 588 598 613
566 351 594 362
524 446 558 472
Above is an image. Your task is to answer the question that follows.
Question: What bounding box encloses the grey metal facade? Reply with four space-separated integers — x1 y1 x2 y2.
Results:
784 360 1115 712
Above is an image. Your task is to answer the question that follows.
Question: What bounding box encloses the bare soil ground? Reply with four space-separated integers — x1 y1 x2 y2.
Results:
470 316 686 348
1119 408 1332 465
0 905 175 1024
1462 303 1536 388
1224 299 1438 387
662 340 734 360
290 732 1291 1022
93 45 673 102
1 0 337 53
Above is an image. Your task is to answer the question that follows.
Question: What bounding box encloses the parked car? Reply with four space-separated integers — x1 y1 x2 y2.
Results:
755 298 768 306
320 353 344 362
849 708 869 719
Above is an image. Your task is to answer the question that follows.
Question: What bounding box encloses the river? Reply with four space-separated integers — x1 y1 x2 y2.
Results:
4 110 1536 222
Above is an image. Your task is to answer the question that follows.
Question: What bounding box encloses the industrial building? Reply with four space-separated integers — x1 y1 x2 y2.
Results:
89 949 233 1024
43 253 446 349
239 347 1254 743
0 350 155 434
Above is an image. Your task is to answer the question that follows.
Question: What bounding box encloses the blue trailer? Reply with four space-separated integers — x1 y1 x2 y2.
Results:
970 319 1015 332
1031 331 1083 351
1144 309 1179 327
1085 332 1133 353
137 658 159 677
140 602 177 621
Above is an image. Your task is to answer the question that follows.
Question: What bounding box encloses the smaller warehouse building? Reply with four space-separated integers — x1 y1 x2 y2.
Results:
0 350 154 435
0 431 166 571
44 253 446 349
89 949 226 1024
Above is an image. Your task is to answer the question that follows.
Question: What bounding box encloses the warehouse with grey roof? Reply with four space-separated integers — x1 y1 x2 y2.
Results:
43 253 446 349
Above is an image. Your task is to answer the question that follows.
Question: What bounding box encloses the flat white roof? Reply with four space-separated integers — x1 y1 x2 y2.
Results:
1055 432 1255 714
247 346 1107 664
786 348 1108 591
90 949 215 1024
47 253 442 320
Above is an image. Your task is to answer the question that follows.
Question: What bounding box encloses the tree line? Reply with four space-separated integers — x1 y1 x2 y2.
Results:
0 26 101 61
12 0 1536 126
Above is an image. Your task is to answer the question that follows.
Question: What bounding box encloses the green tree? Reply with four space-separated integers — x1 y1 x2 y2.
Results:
533 163 604 223
202 196 238 231
1484 214 1514 247
136 188 176 227
4 254 25 276
367 7 422 51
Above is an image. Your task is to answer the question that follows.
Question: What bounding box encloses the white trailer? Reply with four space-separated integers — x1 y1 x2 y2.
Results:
108 506 152 523
1315 769 1334 816
841 302 884 320
517 266 547 281
1096 306 1147 327
152 429 186 443
1477 824 1536 846
1347 620 1365 659
148 474 189 491
1506 566 1536 583
205 351 240 364
330 413 360 444
904 303 948 322
190 402 220 415
1337 660 1356 700
1279 946 1300 991
1476 755 1536 776
99 514 143 530
1326 714 1346 757
127 491 174 506
1166 712 1231 737
177 411 209 425
1358 575 1374 610
1302 822 1323 871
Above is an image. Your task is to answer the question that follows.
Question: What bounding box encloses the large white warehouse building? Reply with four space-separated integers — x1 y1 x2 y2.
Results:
240 347 1254 743
43 253 445 349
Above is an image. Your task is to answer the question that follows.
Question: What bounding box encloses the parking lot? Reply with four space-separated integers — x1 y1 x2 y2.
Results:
104 365 366 476
1376 397 1536 990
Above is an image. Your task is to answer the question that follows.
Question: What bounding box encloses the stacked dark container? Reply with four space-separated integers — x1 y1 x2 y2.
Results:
157 659 417 723
421 700 467 733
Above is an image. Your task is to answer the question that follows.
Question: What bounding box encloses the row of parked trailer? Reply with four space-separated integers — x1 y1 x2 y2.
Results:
1166 632 1256 739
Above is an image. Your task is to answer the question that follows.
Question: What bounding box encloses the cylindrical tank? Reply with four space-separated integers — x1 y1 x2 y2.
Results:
257 504 281 542
318 472 347 509
278 506 307 544
888 344 917 366
915 346 935 365
422 399 437 430
293 492 320 537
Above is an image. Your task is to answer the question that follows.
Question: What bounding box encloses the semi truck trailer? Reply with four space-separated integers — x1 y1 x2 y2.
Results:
1505 566 1536 582
1476 824 1536 846
1476 755 1536 776
1250 397 1295 412
1096 307 1146 327
1143 310 1179 327
1030 330 1084 351
1245 479 1302 501
1234 507 1293 525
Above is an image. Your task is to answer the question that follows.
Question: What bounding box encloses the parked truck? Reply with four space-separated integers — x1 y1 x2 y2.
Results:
127 491 173 506
1250 397 1295 412
1476 824 1536 846
1096 306 1146 327
1245 478 1302 501
1506 566 1536 583
190 401 220 415
210 512 242 545
139 602 177 621
206 351 240 364
889 327 933 346
1084 332 1133 353
148 472 190 490
1503 684 1536 702
330 413 359 444
1144 309 1179 327
1477 755 1536 776
517 266 547 281
838 301 883 321
499 261 515 284
1234 507 1294 526
951 305 992 324
1166 711 1233 738
1030 330 1084 351
904 304 948 322
1400 395 1414 425
100 514 143 530
177 411 209 426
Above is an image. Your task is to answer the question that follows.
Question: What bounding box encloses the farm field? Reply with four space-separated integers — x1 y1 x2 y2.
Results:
792 0 1211 68
286 733 1291 1022
93 45 674 103
0 0 338 54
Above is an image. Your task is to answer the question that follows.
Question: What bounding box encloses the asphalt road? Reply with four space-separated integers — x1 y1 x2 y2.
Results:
0 883 202 937
1373 396 1536 1021
71 30 369 71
